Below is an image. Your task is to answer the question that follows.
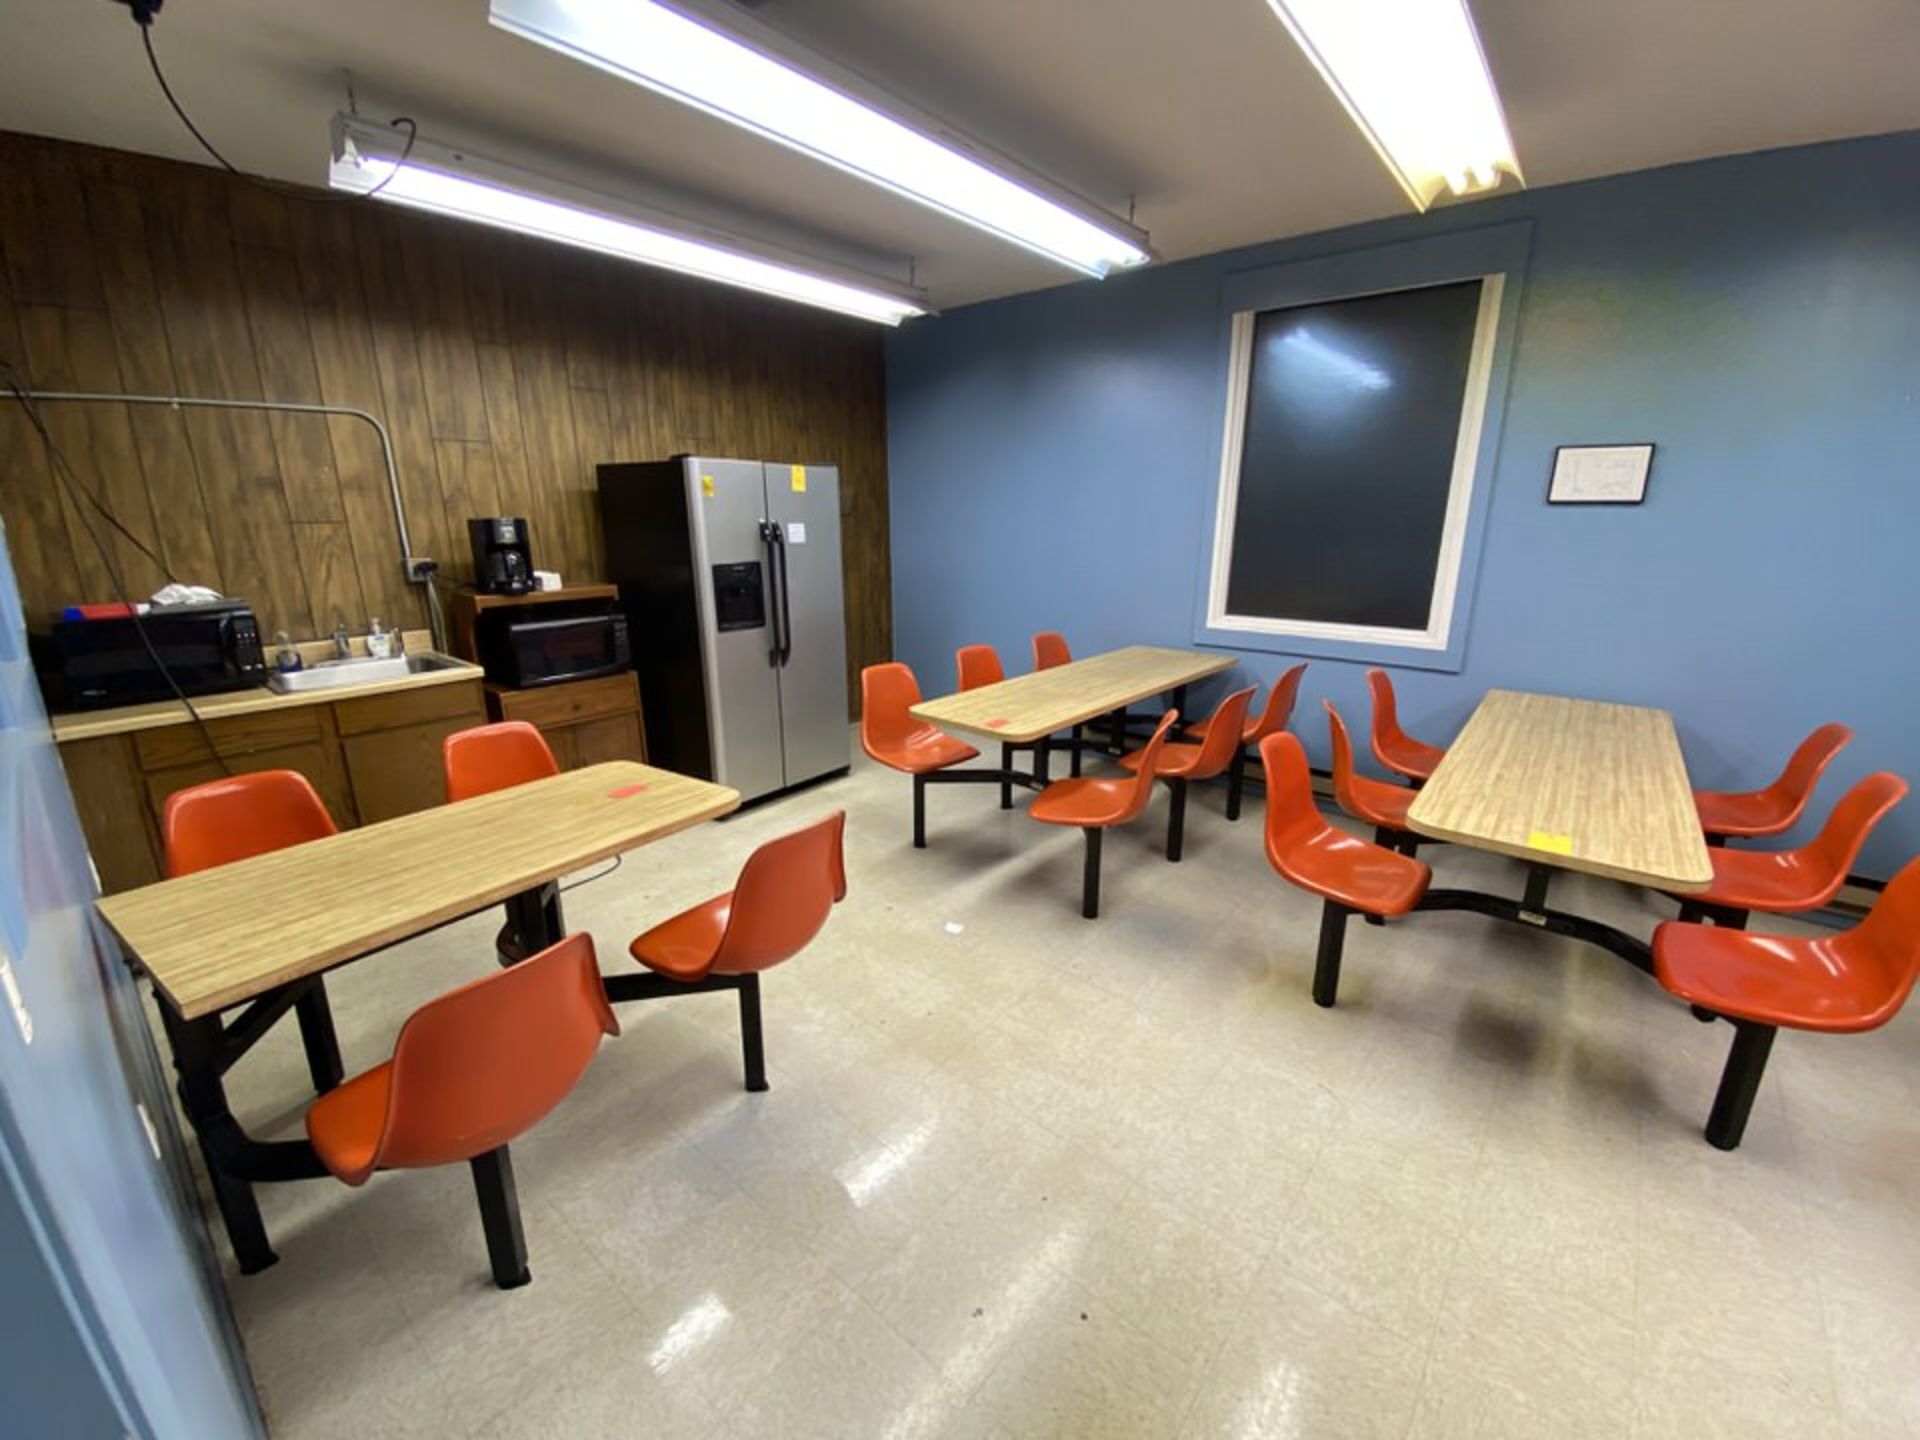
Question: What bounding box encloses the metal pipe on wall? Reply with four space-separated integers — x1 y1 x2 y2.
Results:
14 389 445 650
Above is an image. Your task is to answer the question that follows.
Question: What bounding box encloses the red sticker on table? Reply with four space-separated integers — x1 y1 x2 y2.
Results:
608 782 649 798
984 718 1009 729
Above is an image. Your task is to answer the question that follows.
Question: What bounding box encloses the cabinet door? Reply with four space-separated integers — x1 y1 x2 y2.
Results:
61 736 163 892
568 712 644 768
135 708 357 827
341 717 474 824
543 724 580 772
145 739 356 833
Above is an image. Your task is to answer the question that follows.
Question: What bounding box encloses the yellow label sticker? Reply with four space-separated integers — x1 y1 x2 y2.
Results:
790 464 807 493
700 473 715 498
1527 830 1574 855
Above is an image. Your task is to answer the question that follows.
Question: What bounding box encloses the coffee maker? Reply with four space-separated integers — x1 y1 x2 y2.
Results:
468 517 535 595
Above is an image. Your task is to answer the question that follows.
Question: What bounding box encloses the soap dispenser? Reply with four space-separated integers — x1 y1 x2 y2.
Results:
366 618 392 659
272 631 303 674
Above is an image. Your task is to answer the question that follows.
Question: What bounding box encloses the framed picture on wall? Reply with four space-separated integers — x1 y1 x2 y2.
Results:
1548 443 1654 504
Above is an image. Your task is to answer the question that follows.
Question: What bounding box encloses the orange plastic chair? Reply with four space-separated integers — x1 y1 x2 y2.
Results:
955 644 1006 691
1028 711 1178 918
1119 686 1254 860
1653 854 1920 1150
957 643 1042 809
443 720 560 803
1693 723 1853 842
860 662 988 848
623 812 847 1091
305 932 618 1288
1674 773 1907 928
443 721 565 963
1366 669 1446 784
163 770 344 1093
1325 701 1418 848
1185 663 1308 820
164 768 338 876
1031 632 1071 670
1260 733 1431 1007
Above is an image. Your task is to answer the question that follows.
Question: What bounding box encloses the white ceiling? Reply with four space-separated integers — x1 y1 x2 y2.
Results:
4 0 1918 310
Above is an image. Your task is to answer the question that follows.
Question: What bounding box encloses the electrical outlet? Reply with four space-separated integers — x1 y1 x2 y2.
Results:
406 556 439 583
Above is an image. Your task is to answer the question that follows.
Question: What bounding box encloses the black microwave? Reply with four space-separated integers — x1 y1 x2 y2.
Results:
479 612 631 688
49 601 267 710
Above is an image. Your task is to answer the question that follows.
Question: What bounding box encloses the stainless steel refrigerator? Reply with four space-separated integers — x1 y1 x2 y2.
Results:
597 456 850 803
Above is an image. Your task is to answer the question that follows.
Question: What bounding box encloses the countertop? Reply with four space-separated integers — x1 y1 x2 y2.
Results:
51 631 483 744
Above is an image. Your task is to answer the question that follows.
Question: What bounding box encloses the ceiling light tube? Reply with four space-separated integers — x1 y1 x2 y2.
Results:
487 0 1152 278
1264 0 1522 211
328 116 928 325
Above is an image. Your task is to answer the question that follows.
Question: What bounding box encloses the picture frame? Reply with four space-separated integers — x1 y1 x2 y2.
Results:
1547 443 1654 505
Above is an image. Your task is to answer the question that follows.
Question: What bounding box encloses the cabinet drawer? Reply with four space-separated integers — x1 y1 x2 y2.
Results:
134 707 322 771
489 672 639 729
334 679 485 737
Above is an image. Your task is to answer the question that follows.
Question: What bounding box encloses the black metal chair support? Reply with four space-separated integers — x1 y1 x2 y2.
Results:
1165 778 1189 862
1413 888 1656 972
469 1146 531 1289
1705 1021 1777 1151
1521 863 1554 914
1313 900 1352 1008
601 969 771 1093
498 881 565 966
1676 899 1750 930
1082 827 1103 919
1225 746 1249 822
912 767 1025 848
292 978 344 1092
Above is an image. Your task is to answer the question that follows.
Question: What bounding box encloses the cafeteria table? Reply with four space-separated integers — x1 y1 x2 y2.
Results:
98 761 739 1274
1402 688 1713 966
910 644 1234 799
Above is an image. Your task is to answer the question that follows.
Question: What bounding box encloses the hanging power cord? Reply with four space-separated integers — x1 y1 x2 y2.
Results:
2 360 235 774
121 0 418 203
560 854 624 894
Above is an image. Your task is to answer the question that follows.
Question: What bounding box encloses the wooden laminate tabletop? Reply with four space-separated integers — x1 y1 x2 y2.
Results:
98 762 740 1019
1407 689 1712 892
909 645 1235 744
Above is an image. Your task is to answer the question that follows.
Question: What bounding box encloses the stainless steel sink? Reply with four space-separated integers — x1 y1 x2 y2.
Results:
267 651 465 694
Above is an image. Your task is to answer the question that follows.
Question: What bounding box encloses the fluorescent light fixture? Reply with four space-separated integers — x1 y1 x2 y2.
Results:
488 0 1151 278
1264 0 1522 210
328 115 928 326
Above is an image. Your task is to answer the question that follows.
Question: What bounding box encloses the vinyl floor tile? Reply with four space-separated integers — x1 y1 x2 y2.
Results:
179 745 1913 1439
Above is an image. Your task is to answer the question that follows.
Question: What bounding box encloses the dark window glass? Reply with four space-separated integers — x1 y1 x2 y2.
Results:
1225 279 1483 630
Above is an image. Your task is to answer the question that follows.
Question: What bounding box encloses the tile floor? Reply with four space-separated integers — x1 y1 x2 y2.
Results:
194 745 1920 1439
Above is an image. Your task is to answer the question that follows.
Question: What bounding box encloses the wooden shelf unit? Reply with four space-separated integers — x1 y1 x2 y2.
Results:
446 584 647 770
443 583 620 663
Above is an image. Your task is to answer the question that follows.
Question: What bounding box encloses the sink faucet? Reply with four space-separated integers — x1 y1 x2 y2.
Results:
332 619 351 659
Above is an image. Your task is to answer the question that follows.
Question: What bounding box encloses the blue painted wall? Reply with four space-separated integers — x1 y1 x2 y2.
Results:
886 131 1920 879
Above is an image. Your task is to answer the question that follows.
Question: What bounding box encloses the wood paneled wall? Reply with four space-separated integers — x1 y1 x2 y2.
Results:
0 131 891 707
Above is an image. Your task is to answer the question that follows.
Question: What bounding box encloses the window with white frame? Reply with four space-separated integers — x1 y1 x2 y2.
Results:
1205 274 1505 650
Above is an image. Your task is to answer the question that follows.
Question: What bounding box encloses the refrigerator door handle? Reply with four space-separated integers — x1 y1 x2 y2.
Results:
771 523 794 666
758 520 784 668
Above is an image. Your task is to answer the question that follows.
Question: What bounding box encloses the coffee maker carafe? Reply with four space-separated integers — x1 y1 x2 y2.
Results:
469 517 534 595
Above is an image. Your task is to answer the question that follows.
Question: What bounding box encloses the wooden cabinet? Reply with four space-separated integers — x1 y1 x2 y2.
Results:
337 683 491 824
485 672 646 771
444 584 648 773
56 678 486 894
